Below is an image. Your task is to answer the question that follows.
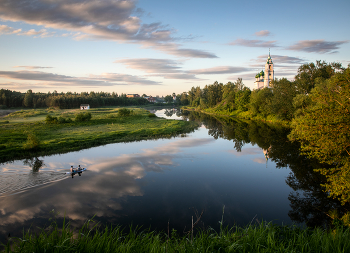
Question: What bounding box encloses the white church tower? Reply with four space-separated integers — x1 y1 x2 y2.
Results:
254 50 274 90
264 50 274 88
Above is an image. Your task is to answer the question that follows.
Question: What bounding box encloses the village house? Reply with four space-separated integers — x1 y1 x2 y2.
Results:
144 96 156 103
126 94 140 98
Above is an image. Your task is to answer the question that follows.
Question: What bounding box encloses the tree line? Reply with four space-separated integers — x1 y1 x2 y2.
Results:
175 61 346 121
177 60 350 218
0 90 149 109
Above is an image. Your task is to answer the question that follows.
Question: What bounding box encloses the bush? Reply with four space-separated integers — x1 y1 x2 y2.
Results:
148 113 156 117
58 116 72 124
118 108 131 117
75 112 92 122
45 115 58 124
23 133 40 150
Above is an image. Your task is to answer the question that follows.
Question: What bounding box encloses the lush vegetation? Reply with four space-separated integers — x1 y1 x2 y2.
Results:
0 90 150 109
178 61 350 226
178 61 346 122
0 107 198 163
4 215 350 253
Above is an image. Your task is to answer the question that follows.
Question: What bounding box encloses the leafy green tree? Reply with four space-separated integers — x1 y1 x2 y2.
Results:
294 60 343 94
23 90 34 108
289 66 350 204
249 88 273 117
235 88 251 111
270 78 297 120
180 92 189 105
164 95 173 103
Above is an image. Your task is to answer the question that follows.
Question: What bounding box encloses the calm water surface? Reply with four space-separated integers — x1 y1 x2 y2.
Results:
0 109 334 242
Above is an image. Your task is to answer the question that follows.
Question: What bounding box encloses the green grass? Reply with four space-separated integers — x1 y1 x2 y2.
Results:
3 217 350 253
0 107 198 163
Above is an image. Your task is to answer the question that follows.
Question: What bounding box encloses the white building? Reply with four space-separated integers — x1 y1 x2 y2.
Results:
254 51 274 90
80 104 90 110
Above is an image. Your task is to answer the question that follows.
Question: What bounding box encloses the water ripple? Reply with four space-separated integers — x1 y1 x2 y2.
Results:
0 172 67 197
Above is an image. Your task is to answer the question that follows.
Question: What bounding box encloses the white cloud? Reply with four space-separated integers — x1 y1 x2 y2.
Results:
254 30 271 37
0 70 161 87
287 39 348 53
0 0 217 58
0 24 21 34
229 38 278 48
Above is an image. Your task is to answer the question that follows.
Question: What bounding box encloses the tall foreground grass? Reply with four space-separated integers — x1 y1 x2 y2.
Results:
3 218 350 253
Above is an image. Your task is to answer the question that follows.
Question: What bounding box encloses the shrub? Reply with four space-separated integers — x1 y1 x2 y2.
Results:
75 112 92 122
118 108 131 117
45 115 57 124
58 116 72 124
148 113 156 117
23 133 40 150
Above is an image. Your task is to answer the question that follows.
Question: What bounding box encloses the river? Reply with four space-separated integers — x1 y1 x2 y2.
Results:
0 109 341 243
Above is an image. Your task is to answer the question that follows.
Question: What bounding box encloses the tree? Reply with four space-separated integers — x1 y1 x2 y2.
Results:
235 88 251 111
164 95 173 103
289 66 350 204
249 88 273 117
270 78 297 120
23 90 34 108
294 60 343 94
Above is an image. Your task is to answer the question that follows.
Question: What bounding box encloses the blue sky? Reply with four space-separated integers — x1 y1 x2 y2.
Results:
0 0 349 96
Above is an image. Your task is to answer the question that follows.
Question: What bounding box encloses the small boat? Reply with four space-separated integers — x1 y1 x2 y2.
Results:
66 166 87 177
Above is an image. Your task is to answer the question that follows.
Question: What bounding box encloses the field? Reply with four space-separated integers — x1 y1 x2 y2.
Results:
0 107 198 163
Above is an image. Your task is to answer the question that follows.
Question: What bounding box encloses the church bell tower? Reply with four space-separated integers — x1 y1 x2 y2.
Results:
264 50 274 88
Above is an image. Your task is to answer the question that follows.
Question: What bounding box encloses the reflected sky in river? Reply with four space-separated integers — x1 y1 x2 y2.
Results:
0 110 299 241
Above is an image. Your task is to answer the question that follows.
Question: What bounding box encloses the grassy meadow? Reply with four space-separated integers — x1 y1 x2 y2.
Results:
0 107 198 163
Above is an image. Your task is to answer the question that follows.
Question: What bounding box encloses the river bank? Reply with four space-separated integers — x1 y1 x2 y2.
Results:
182 106 290 127
4 217 350 253
0 107 198 163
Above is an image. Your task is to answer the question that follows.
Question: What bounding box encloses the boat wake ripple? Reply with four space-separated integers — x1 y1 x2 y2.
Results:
0 172 67 197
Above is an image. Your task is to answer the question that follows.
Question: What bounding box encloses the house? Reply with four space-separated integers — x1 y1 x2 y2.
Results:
80 104 90 110
126 94 140 98
147 96 156 103
254 51 274 90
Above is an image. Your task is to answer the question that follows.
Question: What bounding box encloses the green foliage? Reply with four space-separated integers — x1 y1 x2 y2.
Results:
117 108 131 117
164 95 173 103
45 114 58 124
0 107 198 163
289 66 350 204
148 113 156 117
235 88 251 111
295 60 343 94
7 217 350 252
23 132 40 150
46 115 72 124
270 78 297 120
23 89 34 108
75 112 92 122
292 94 312 118
249 88 273 117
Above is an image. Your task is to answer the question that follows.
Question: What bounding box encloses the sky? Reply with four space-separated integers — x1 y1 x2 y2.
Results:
0 0 349 97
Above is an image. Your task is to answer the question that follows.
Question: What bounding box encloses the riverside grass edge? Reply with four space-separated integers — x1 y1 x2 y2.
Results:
2 215 350 253
0 107 198 163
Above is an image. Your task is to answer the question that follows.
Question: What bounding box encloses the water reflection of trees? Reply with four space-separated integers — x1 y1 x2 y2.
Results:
23 157 44 172
181 110 350 228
